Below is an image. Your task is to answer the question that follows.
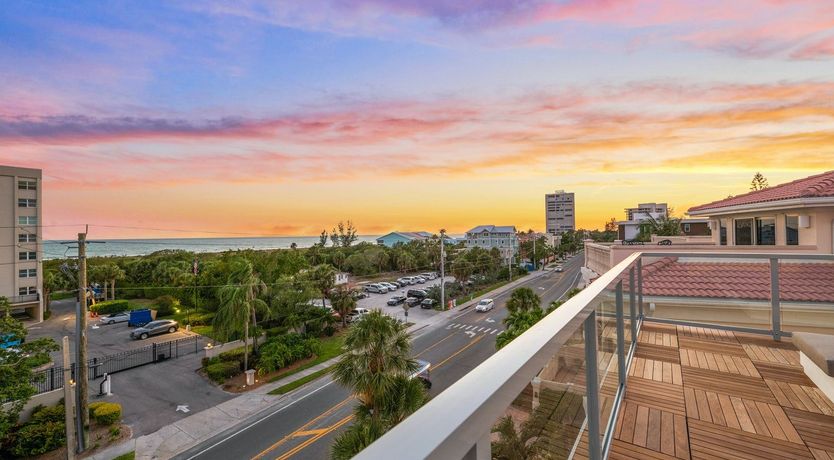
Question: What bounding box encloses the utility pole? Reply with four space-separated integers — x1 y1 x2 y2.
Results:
62 336 76 460
533 237 537 270
76 232 88 451
439 229 446 310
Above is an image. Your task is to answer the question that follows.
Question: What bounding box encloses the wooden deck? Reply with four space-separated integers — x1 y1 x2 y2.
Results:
610 322 834 460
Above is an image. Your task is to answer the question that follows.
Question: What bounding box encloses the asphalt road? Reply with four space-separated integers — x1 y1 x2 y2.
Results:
177 254 584 460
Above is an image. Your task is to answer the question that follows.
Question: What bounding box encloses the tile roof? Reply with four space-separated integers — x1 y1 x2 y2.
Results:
638 258 834 303
688 170 834 213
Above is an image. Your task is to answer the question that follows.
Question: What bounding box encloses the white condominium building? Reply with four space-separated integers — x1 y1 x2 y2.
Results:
545 190 575 235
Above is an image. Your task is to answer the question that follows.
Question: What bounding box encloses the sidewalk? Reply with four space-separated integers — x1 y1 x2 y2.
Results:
93 355 342 460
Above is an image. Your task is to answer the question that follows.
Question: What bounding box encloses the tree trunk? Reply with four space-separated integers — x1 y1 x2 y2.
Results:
251 309 259 354
102 282 108 303
244 316 250 371
111 279 116 300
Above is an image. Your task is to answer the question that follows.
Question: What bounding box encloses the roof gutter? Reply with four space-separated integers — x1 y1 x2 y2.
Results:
688 196 834 216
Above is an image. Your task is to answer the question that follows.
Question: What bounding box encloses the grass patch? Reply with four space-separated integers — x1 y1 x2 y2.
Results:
114 452 135 460
453 274 528 305
191 325 217 340
267 333 345 384
51 291 76 301
268 365 335 395
129 298 155 308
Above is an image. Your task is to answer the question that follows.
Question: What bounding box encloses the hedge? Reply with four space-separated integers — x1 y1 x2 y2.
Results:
90 402 122 425
153 295 179 316
91 300 131 315
205 361 241 384
9 421 65 457
257 334 320 376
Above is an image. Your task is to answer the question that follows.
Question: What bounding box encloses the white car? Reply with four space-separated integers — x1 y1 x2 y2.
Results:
421 272 437 280
413 276 427 284
554 265 564 272
347 308 371 323
475 299 495 312
380 282 399 292
365 284 388 294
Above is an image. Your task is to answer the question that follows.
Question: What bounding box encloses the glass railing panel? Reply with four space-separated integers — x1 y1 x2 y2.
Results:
490 323 588 459
595 279 620 450
778 257 834 335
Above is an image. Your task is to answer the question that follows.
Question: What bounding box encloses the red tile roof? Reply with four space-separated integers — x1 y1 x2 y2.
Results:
688 170 834 213
639 258 834 303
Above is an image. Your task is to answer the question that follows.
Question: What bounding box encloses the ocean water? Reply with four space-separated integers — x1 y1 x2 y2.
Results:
42 235 382 259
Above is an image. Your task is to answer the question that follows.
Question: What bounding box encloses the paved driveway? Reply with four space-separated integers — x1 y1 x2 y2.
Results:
355 276 453 323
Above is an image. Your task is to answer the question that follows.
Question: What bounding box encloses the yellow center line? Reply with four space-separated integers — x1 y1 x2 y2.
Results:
433 334 485 370
414 331 457 358
292 429 328 437
250 397 353 460
274 414 355 460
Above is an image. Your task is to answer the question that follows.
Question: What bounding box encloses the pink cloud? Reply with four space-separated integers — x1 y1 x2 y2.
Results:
791 35 834 60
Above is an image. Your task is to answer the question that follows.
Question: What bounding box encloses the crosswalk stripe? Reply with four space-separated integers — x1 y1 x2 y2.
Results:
477 327 485 332
490 329 498 334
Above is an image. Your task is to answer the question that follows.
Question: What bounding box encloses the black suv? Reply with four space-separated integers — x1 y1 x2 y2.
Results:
407 289 428 299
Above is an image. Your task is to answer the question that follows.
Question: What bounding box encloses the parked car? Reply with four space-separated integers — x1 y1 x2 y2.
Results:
407 289 428 299
130 319 179 340
365 283 387 294
398 276 416 285
346 308 370 323
421 272 437 280
387 295 406 306
381 282 400 292
413 276 427 284
351 288 368 300
420 298 436 309
396 278 410 286
405 297 421 307
475 298 495 312
128 309 154 327
100 311 130 325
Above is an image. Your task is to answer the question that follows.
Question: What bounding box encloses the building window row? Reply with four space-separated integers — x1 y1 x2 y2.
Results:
18 198 37 208
19 251 37 261
733 216 796 246
18 234 36 243
19 269 37 278
18 180 37 190
19 286 37 296
18 216 37 225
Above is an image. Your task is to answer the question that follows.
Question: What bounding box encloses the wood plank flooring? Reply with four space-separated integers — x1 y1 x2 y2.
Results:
608 323 834 460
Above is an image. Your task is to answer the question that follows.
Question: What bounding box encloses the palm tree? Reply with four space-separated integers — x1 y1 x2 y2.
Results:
330 286 356 328
307 264 336 310
42 270 66 315
213 259 268 370
506 287 541 313
101 263 125 300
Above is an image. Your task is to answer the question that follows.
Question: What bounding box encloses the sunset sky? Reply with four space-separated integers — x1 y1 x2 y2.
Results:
2 1 833 239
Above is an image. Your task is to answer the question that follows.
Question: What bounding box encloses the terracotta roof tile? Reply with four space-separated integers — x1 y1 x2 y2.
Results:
688 170 834 213
638 259 834 303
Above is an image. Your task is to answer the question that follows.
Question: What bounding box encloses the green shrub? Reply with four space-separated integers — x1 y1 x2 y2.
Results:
91 402 122 425
88 401 106 419
91 300 131 315
153 295 179 317
266 326 289 337
188 311 215 326
205 361 241 383
257 334 320 376
10 421 65 457
31 403 64 424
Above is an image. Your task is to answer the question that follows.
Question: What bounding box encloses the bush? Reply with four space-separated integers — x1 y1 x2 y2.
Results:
91 300 131 315
205 361 242 383
31 403 64 424
89 401 106 419
10 421 65 457
188 311 215 326
90 402 122 425
266 326 289 338
257 334 320 376
153 295 180 317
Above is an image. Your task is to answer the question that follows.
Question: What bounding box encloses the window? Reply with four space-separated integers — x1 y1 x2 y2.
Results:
735 219 753 245
18 180 37 190
19 287 36 296
19 269 37 278
683 223 691 233
786 216 799 245
18 234 36 243
756 218 776 245
18 198 37 208
18 252 36 261
720 221 727 245
18 216 37 225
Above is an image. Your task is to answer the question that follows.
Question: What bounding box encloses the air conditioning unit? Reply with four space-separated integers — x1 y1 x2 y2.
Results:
798 215 811 228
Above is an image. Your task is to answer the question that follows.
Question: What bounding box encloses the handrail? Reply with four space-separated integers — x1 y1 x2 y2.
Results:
355 252 643 460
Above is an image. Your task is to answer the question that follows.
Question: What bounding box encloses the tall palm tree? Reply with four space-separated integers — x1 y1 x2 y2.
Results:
213 259 268 370
101 263 125 300
42 270 66 315
330 286 356 328
307 263 336 310
506 287 541 313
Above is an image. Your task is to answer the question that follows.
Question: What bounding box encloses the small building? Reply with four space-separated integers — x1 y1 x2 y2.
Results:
465 225 518 260
334 272 349 286
617 202 669 241
376 231 432 248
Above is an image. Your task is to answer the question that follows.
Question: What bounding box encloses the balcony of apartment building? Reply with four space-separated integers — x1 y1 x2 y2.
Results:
357 250 834 460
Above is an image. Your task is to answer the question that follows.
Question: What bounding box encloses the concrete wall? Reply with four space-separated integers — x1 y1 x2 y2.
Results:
203 335 265 359
1 388 64 423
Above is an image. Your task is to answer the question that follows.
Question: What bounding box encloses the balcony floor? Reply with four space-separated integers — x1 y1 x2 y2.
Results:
611 322 834 460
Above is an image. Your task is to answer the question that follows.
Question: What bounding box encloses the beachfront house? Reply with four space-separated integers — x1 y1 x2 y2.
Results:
376 231 432 248
465 225 518 260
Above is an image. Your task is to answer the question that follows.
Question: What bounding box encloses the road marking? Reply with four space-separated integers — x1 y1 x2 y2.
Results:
476 327 485 332
274 414 354 460
485 318 495 323
490 329 499 335
414 332 456 359
176 405 190 413
292 428 327 437
464 331 476 338
433 334 484 370
249 397 352 460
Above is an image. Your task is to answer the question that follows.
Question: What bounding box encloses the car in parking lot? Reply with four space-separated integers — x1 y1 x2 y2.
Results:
387 295 406 306
130 319 179 340
346 308 370 323
380 282 400 292
413 276 426 284
351 288 368 300
420 298 436 309
100 311 130 325
365 283 388 294
407 289 428 299
405 297 421 307
475 298 495 312
398 276 416 285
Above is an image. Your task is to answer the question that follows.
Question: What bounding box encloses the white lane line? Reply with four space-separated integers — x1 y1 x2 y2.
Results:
465 325 474 330
476 327 485 332
491 329 499 334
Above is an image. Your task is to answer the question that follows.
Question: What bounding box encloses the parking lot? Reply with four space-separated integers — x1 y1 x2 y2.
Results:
354 274 454 324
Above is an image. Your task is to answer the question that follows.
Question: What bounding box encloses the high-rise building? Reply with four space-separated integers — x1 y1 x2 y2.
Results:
545 190 575 235
0 166 43 322
625 202 668 221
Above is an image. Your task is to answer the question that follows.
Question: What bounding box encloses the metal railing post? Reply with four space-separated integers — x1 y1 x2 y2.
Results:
770 257 782 341
616 281 626 387
629 267 637 345
584 312 601 460
636 257 644 319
